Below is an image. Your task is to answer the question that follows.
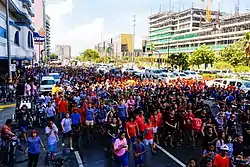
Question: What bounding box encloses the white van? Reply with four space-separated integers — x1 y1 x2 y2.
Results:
40 76 55 92
49 73 60 83
221 79 250 92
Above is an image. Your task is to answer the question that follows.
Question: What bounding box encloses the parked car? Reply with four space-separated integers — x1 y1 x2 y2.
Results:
184 71 203 80
159 73 178 82
173 72 190 80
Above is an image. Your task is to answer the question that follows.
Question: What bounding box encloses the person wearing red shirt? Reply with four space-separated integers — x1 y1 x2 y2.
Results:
58 97 68 120
184 110 196 149
126 116 139 147
135 111 145 133
213 145 231 167
144 119 156 153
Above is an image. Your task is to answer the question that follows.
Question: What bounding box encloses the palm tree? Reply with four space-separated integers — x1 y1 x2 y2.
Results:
243 32 250 66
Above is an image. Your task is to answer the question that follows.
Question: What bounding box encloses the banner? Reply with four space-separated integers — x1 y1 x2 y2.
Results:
33 32 45 43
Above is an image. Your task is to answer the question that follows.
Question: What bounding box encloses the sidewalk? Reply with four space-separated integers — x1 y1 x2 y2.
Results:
0 103 15 110
15 127 79 167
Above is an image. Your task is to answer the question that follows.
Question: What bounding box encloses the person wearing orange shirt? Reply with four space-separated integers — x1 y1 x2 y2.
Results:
213 145 231 167
135 111 145 133
58 97 68 120
144 119 156 153
126 116 139 150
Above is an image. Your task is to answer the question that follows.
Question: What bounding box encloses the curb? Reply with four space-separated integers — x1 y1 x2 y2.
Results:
0 103 16 109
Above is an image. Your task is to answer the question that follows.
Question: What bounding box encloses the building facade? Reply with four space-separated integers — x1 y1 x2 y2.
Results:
95 33 133 58
147 8 250 55
32 0 46 61
55 45 71 60
45 14 51 57
0 0 35 74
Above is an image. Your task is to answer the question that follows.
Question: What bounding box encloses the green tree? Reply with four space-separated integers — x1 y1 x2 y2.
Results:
243 32 250 66
234 65 250 73
214 61 232 70
50 53 58 60
77 49 100 62
168 53 189 70
190 45 215 68
219 40 245 67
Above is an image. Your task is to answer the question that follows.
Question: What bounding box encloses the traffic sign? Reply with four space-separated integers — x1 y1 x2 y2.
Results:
10 64 16 72
38 28 46 37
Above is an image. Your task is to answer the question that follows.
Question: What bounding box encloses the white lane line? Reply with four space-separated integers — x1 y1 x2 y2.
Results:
155 144 186 167
74 151 84 167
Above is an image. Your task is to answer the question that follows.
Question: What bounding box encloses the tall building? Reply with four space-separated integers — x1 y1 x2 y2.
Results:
45 15 51 57
32 0 46 62
94 34 133 58
0 0 35 74
147 8 250 55
55 45 71 60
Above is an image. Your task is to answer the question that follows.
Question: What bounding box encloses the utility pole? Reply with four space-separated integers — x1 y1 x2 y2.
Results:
6 0 12 81
132 12 136 67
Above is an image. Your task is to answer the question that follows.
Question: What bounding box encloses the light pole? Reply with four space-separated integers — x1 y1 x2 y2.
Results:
132 12 136 67
6 0 12 81
156 50 161 69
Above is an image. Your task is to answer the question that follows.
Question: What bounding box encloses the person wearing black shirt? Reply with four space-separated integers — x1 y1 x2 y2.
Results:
233 135 246 158
164 110 177 148
107 117 118 159
242 118 250 147
226 114 237 137
202 127 217 150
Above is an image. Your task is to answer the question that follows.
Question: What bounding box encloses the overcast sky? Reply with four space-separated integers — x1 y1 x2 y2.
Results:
46 0 250 56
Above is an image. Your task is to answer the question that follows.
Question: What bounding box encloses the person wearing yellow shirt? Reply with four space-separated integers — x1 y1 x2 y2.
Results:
52 83 60 95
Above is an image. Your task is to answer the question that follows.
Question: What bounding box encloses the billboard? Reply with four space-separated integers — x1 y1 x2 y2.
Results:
33 32 45 43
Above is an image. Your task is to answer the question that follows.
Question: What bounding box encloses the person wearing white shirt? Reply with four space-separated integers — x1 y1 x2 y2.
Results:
61 112 73 150
45 120 58 160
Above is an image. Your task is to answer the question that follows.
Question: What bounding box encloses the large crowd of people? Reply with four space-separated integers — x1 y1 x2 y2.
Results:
2 66 250 167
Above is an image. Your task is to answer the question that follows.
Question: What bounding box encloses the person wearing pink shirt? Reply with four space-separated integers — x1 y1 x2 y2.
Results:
114 131 128 167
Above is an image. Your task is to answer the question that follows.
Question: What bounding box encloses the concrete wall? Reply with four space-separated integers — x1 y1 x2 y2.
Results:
32 0 45 61
0 2 34 60
55 45 72 60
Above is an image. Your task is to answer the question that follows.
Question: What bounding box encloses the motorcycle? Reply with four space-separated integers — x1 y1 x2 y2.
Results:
2 128 19 167
37 104 46 127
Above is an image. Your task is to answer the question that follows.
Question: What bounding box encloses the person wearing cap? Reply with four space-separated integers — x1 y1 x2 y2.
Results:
25 130 45 167
213 144 231 167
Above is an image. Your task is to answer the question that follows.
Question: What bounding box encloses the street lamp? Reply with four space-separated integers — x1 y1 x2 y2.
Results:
5 0 12 81
132 12 136 66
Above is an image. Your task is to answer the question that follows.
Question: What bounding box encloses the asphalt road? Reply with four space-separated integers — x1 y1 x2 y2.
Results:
78 132 190 167
0 106 201 167
0 106 79 167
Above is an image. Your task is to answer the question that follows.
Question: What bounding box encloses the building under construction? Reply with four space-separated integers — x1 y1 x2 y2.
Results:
146 7 250 56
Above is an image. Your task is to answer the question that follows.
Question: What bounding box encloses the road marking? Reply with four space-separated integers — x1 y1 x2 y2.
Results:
74 151 84 167
155 144 186 167
0 104 15 109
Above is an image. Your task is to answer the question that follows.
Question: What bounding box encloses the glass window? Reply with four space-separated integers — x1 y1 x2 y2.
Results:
41 80 55 85
51 75 60 79
0 26 6 38
14 31 19 45
229 81 236 86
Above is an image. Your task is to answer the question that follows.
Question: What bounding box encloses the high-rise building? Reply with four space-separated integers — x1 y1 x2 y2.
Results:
55 45 71 60
147 8 250 55
45 15 51 57
32 0 46 62
94 33 133 58
0 0 35 74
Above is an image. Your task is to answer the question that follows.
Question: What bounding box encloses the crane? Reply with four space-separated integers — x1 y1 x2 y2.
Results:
201 0 212 23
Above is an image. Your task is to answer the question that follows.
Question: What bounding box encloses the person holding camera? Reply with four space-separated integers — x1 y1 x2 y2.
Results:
25 130 45 167
45 120 58 161
114 131 129 167
213 145 231 167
